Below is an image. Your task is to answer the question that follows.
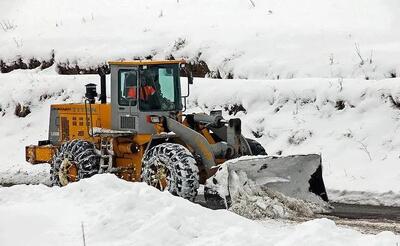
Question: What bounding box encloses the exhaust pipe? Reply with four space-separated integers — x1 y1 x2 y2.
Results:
98 68 107 104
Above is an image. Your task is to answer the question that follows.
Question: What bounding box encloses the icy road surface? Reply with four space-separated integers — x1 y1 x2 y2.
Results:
0 175 399 246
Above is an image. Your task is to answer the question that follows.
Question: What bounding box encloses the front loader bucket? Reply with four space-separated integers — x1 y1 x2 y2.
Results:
204 154 328 209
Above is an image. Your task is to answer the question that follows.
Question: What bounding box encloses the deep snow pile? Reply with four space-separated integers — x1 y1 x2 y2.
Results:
229 188 326 220
0 0 399 79
0 174 398 246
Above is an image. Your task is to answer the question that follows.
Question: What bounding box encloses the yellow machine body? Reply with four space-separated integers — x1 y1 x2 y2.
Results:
25 60 192 184
25 102 157 182
25 145 57 164
53 103 112 142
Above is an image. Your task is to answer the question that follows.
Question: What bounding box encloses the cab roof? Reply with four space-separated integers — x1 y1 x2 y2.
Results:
108 60 186 66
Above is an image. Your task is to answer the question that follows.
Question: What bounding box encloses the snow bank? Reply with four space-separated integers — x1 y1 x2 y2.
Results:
188 77 400 196
329 190 400 207
0 0 399 79
0 174 398 246
0 67 108 185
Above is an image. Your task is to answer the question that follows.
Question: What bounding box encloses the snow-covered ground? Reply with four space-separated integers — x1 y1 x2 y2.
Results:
1 68 400 206
0 0 399 79
0 174 398 246
1 0 400 243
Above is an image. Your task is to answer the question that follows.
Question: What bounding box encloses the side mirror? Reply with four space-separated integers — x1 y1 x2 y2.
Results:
181 64 194 84
188 72 194 84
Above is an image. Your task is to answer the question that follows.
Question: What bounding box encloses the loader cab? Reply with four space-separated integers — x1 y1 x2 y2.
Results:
109 60 189 133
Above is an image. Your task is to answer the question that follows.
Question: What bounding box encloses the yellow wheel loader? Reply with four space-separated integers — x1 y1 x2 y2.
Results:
25 60 328 207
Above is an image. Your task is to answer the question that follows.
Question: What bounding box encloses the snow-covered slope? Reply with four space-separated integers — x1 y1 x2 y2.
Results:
0 0 399 79
188 77 400 195
0 174 398 246
1 68 400 203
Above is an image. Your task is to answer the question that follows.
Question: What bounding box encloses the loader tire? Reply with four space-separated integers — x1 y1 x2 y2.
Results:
141 143 200 201
50 140 100 186
246 138 267 155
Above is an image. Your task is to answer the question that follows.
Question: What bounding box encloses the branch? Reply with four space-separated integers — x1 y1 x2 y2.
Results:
354 42 365 66
356 140 372 161
249 0 256 7
81 222 87 246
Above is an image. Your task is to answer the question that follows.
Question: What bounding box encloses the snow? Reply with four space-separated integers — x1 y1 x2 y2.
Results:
328 190 400 207
0 0 399 243
229 187 325 220
189 77 400 197
205 155 330 219
0 67 105 186
1 68 400 204
0 0 399 204
0 0 399 79
0 174 398 246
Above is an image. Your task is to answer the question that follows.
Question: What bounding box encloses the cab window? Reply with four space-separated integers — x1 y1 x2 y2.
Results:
139 65 181 111
118 70 138 106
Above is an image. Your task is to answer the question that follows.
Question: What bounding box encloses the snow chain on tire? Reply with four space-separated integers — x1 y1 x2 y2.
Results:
141 143 200 201
50 140 100 186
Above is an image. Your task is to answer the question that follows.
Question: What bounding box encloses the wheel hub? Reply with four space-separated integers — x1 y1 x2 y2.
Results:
58 157 78 186
151 162 168 191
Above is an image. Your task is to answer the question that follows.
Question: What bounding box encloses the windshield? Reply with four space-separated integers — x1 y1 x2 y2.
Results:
139 65 181 111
